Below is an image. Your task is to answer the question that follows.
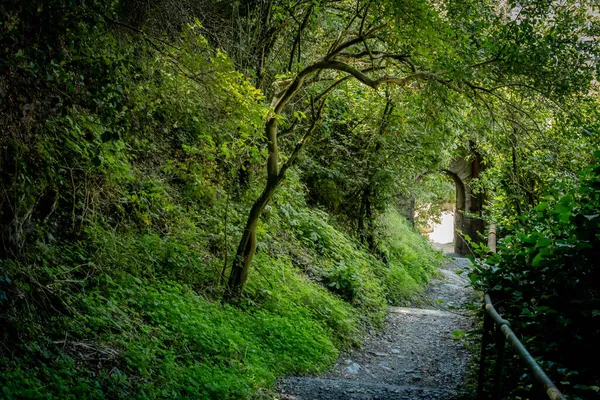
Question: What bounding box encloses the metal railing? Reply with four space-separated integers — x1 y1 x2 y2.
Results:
476 294 567 400
477 225 566 400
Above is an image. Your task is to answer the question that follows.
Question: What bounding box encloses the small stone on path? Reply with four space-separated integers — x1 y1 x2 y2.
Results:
346 362 361 374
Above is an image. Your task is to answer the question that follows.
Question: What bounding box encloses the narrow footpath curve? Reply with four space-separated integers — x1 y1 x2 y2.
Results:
277 252 475 400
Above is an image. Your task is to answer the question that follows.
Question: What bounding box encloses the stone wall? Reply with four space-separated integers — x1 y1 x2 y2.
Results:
443 150 486 255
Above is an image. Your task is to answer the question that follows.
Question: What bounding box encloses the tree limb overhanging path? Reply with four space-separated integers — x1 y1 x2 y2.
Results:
278 252 475 400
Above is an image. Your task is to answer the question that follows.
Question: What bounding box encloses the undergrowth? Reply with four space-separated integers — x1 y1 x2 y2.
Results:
0 177 440 399
0 6 441 397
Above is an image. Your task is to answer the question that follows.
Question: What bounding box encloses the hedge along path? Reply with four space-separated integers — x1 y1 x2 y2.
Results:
278 251 476 400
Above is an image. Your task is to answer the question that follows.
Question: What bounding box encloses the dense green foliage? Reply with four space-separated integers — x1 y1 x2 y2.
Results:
0 2 443 397
0 160 438 397
0 200 438 398
1 0 599 398
470 155 600 399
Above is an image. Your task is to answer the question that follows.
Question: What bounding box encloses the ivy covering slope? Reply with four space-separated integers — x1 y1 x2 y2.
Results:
0 2 440 398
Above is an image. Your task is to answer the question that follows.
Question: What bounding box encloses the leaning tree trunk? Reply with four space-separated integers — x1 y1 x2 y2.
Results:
224 97 325 303
224 117 280 303
365 189 376 253
221 27 424 302
358 186 376 253
225 183 278 302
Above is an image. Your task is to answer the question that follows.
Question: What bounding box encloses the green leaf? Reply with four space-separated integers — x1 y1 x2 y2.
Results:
559 194 574 205
535 237 552 249
451 330 465 339
532 252 545 267
574 384 599 392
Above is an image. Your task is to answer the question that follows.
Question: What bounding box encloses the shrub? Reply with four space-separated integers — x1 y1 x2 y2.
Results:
470 154 600 399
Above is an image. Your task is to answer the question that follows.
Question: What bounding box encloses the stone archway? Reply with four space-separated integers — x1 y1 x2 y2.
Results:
443 149 486 255
400 148 486 255
441 170 467 254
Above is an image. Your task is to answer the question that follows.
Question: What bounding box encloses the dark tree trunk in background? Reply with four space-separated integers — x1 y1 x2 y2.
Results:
358 186 376 253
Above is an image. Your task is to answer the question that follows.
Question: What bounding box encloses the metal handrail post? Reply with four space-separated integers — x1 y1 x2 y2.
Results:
487 222 497 253
492 323 507 400
476 309 493 399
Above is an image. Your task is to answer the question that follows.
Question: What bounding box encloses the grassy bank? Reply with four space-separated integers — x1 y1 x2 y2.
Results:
1 193 440 399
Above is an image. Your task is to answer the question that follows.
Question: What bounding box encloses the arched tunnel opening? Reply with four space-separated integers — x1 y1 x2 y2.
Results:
442 169 468 254
409 172 456 249
403 153 487 255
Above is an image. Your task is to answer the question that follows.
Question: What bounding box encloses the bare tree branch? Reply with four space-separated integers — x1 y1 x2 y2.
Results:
337 51 410 61
463 80 545 134
288 5 314 71
277 100 327 182
326 25 385 59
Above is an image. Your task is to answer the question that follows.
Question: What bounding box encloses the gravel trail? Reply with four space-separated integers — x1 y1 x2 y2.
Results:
277 252 475 400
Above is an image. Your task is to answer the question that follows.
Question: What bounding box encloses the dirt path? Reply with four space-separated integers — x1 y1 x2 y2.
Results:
277 253 475 400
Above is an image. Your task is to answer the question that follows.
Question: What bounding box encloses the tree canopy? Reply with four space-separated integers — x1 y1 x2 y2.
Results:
0 0 599 398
